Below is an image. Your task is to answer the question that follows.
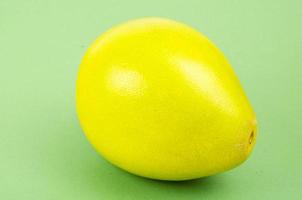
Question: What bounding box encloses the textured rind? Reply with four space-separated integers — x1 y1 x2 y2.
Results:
76 17 257 180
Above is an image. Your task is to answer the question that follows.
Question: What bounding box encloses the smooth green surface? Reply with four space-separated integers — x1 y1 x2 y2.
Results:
0 0 301 199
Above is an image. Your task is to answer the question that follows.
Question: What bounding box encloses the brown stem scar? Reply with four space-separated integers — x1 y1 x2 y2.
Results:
249 131 254 145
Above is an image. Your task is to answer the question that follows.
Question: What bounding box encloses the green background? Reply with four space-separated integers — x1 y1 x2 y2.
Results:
1 0 301 199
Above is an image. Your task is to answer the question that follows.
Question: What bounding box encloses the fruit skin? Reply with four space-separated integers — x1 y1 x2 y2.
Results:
76 17 257 181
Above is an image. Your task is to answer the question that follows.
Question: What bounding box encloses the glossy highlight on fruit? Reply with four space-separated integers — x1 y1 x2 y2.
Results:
76 17 258 181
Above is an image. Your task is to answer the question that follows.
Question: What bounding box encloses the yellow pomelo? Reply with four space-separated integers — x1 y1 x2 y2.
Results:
76 17 257 181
